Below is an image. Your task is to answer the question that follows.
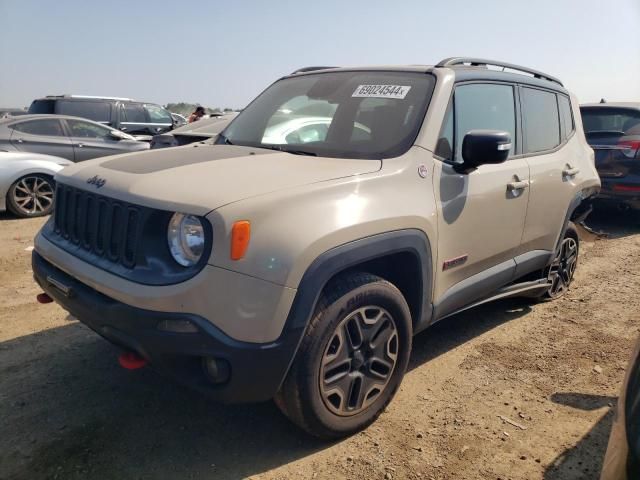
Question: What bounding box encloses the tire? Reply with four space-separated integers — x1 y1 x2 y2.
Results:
7 174 55 218
535 222 579 301
275 272 412 439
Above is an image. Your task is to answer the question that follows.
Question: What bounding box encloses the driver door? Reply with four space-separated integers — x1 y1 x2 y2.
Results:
432 82 530 316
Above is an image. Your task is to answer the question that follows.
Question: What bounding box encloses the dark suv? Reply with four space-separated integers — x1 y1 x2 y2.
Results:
580 102 640 211
28 95 175 136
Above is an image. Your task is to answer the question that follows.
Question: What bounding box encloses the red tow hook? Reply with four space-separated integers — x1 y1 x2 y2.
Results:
36 293 53 304
118 351 147 370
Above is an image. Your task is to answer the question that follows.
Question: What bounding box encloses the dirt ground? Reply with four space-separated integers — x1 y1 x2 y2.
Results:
1 208 639 480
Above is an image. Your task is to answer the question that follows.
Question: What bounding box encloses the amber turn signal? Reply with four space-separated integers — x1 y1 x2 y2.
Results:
231 221 251 260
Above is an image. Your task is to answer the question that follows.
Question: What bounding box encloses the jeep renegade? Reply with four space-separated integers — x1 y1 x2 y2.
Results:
33 58 600 438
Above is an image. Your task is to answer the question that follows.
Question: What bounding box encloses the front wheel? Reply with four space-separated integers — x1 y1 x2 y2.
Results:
275 273 412 439
537 222 579 300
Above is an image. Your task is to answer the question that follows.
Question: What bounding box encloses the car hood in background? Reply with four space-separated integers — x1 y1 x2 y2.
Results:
53 144 381 215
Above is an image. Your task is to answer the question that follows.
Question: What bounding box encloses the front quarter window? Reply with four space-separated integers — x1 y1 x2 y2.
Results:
221 71 435 159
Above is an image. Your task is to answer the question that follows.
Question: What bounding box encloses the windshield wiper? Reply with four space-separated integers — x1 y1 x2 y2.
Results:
259 145 317 156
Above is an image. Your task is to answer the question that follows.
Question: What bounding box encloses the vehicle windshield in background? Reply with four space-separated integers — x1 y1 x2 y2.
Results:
220 71 435 159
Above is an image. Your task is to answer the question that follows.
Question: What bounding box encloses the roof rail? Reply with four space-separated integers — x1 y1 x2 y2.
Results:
44 94 136 101
436 57 563 86
290 66 337 75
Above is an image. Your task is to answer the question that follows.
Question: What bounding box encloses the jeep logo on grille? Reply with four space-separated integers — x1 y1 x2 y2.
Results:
86 175 106 188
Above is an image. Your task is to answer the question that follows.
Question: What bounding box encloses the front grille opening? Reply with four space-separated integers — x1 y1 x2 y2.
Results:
52 185 143 270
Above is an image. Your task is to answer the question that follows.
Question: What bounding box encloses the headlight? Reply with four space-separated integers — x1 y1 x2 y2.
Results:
167 213 206 267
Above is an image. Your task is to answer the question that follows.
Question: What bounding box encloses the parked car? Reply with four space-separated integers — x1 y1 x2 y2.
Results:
0 108 28 119
28 95 176 136
150 113 237 149
580 102 640 211
32 58 600 438
0 114 149 161
0 151 71 217
600 335 640 480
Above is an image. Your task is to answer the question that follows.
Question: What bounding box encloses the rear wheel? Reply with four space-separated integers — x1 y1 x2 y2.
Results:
7 174 55 218
537 222 579 300
275 273 412 439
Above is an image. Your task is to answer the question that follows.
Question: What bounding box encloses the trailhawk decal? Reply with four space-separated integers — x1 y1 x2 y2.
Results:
352 85 411 99
443 254 468 271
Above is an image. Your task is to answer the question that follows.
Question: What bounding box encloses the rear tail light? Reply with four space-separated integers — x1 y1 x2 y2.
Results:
613 184 640 192
618 140 640 159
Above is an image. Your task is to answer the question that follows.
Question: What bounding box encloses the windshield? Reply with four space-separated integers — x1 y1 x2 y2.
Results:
220 71 435 159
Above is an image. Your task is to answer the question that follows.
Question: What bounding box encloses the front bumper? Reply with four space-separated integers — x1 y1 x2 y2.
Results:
32 251 303 403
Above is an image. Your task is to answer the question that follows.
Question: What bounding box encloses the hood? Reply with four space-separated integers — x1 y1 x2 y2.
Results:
55 144 381 215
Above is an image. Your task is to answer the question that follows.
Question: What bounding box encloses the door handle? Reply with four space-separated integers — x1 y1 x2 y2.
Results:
563 166 580 177
16 138 24 143
75 143 84 148
507 180 529 191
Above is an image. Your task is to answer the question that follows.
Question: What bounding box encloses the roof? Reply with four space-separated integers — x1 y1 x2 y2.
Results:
286 60 567 93
0 113 116 126
580 102 640 110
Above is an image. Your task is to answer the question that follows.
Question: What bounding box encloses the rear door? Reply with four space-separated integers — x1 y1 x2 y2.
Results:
63 118 125 161
9 118 74 160
519 87 578 254
55 100 113 126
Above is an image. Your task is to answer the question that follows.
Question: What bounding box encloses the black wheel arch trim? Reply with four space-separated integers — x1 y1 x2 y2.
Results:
277 229 434 391
555 186 598 253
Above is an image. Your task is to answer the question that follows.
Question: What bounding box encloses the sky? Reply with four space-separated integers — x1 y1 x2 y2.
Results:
1 0 639 109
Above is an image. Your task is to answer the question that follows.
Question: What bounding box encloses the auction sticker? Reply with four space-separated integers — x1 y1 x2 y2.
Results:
352 85 411 99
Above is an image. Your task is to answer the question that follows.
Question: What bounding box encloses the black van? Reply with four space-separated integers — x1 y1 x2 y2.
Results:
28 95 175 136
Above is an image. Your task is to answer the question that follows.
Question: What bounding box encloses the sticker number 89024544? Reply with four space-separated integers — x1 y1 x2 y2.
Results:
352 85 411 99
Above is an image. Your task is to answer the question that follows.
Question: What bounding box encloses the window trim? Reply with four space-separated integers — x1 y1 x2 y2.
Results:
557 93 575 141
434 80 520 165
518 85 577 158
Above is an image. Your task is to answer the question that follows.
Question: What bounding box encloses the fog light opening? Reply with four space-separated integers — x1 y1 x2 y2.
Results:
203 357 230 384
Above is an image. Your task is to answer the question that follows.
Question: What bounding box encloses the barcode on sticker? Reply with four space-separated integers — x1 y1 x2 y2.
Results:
352 85 411 99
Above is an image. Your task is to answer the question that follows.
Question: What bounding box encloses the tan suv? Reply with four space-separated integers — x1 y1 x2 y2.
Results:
33 58 600 438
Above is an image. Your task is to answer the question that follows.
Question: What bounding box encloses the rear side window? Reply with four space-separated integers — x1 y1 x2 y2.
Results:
558 95 574 140
28 100 55 114
521 87 560 153
11 119 65 136
453 83 516 163
57 100 112 123
121 104 147 123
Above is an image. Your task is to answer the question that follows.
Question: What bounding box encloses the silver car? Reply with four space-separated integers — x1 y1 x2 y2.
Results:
0 114 149 162
0 151 71 217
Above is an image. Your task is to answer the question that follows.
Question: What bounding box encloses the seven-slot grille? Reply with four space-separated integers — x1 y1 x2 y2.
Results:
53 184 142 268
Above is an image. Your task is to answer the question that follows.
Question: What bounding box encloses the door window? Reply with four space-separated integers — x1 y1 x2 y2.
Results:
121 104 147 123
11 119 65 136
453 84 516 163
57 101 111 123
521 87 561 153
558 95 574 140
145 104 172 124
66 119 112 139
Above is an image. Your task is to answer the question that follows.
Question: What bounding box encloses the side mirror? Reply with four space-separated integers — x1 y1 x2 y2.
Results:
457 130 512 173
109 130 129 140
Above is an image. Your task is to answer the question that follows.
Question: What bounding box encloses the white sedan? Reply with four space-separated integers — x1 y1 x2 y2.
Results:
0 151 72 218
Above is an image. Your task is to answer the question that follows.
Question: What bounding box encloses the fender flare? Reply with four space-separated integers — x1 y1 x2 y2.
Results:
274 229 434 389
554 186 599 252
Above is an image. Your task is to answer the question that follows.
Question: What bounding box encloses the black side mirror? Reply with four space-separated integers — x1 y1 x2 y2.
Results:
456 130 512 173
